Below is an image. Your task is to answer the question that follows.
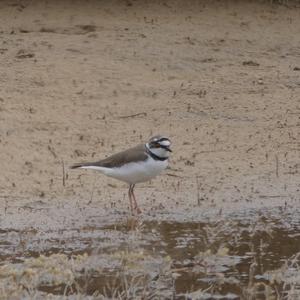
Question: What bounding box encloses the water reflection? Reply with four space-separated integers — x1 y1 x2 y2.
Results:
0 208 299 298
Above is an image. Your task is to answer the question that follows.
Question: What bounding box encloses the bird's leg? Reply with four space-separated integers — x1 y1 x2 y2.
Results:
131 184 142 214
128 184 134 215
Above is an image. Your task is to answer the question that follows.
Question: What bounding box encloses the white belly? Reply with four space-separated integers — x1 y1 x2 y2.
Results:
82 157 168 184
83 157 168 184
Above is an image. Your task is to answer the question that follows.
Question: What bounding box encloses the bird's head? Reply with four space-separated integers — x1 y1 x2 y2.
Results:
146 135 172 159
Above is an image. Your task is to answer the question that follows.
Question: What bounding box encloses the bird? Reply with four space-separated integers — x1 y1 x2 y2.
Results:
70 135 172 214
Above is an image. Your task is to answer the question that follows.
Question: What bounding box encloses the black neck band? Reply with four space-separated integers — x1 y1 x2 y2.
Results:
146 147 168 161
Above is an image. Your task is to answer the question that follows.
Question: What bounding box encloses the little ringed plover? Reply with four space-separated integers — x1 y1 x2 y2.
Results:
70 135 172 214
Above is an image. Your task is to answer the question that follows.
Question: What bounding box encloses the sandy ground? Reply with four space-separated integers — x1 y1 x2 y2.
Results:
0 0 300 221
0 1 300 298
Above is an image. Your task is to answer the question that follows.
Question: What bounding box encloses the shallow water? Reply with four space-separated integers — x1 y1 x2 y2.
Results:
0 206 299 299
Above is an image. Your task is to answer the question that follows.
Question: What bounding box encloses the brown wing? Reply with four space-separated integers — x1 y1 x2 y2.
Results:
71 144 148 169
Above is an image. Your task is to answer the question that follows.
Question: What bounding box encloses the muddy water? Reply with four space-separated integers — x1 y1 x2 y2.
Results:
0 206 299 299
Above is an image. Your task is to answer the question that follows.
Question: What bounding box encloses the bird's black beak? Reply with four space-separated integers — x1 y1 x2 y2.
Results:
161 145 172 152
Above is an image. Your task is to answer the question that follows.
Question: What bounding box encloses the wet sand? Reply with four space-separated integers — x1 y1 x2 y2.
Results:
0 0 299 298
0 205 300 298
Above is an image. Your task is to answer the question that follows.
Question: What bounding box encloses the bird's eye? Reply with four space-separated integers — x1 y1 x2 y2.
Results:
151 142 160 148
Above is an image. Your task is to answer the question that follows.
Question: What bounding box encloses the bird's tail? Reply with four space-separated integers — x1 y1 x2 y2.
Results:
70 162 96 169
70 162 112 177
